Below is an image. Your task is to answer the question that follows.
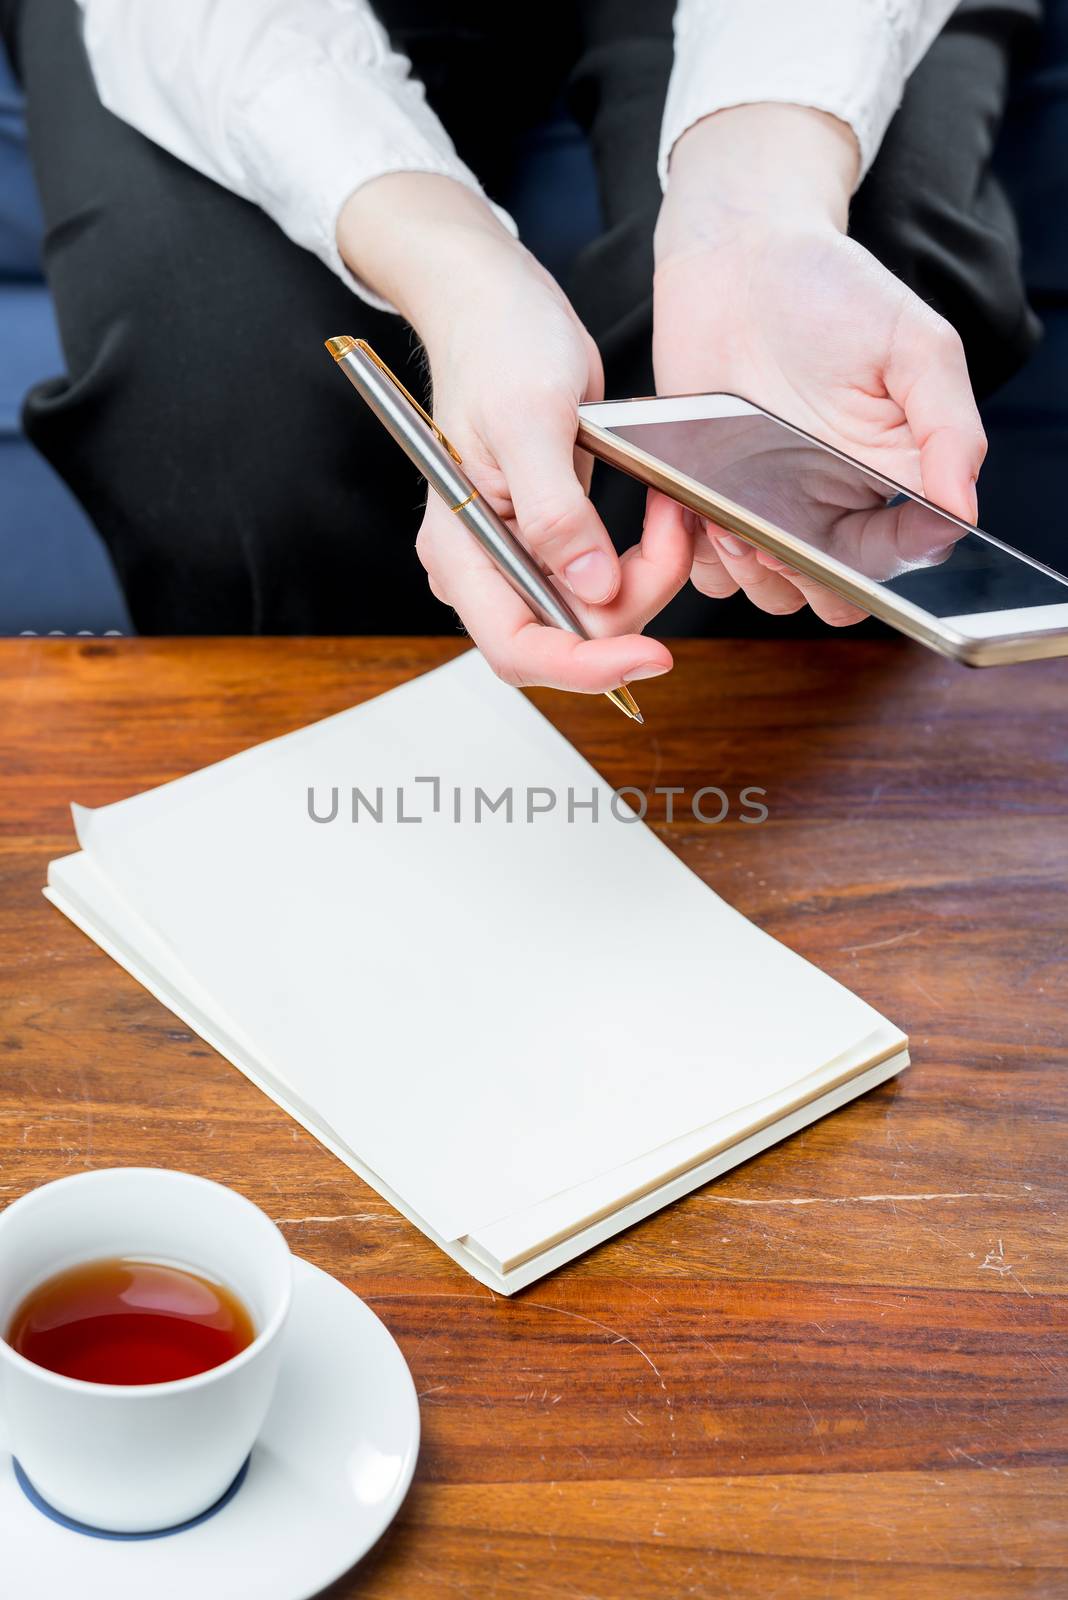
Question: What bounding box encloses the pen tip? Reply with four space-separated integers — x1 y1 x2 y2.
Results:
605 684 645 724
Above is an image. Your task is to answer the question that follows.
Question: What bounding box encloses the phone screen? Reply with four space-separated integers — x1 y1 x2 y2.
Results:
604 403 1068 627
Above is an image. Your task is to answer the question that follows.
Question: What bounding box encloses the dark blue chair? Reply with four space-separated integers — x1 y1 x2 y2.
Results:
0 45 131 635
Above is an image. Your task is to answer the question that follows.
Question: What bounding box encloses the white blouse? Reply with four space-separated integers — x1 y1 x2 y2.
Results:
75 0 956 308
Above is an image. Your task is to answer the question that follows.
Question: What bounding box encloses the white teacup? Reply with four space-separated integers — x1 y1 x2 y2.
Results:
0 1167 291 1533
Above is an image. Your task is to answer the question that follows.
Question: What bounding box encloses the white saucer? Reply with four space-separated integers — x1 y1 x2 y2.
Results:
1 1257 420 1600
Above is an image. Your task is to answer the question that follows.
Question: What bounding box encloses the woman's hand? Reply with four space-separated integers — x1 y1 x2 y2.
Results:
653 106 987 625
338 175 690 692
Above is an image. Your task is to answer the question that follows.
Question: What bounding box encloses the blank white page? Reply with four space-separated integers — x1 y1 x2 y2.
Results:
69 650 894 1243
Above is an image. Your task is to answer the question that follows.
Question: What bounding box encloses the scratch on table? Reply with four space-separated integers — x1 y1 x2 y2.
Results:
798 1394 828 1457
906 977 944 1009
699 1337 728 1366
840 928 920 955
1024 1346 1063 1380
947 1444 1014 1476
76 1063 95 1168
525 1299 666 1385
978 1238 1033 1297
21 1117 61 1144
979 1238 1014 1275
361 1289 499 1360
272 1211 403 1225
524 1298 678 1459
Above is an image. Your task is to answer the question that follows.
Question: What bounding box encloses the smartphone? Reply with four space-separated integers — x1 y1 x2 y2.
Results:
577 392 1068 665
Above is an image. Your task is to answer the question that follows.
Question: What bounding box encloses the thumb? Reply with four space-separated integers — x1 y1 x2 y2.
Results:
888 306 987 524
917 426 981 524
494 397 622 606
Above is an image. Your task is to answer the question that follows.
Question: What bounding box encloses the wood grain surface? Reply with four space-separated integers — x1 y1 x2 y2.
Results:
1 636 1065 1598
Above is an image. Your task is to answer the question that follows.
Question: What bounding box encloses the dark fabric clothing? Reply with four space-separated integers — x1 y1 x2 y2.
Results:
850 4 1044 398
1 0 1043 635
975 0 1068 572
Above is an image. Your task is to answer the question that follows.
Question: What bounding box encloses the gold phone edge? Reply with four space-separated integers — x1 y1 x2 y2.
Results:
576 415 1068 668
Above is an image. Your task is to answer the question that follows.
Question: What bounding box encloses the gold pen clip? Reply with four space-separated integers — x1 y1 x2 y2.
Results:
326 335 463 464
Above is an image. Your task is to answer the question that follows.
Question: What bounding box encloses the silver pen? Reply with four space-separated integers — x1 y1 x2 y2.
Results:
324 336 643 724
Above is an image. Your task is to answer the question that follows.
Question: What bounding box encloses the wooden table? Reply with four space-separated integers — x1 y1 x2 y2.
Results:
1 636 1066 1598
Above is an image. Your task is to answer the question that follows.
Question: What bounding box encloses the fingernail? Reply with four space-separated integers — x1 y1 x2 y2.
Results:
563 550 615 603
623 661 670 683
717 534 749 558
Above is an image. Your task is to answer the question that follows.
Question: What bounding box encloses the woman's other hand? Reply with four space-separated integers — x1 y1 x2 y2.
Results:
653 105 986 625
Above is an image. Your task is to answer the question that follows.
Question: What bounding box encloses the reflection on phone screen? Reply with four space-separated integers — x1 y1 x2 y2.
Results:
608 411 1068 621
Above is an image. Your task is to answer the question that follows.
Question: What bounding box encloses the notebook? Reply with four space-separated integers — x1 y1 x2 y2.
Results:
44 649 908 1292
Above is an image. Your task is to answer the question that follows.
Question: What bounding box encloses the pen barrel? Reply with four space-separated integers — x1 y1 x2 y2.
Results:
333 345 586 640
459 497 584 637
337 349 471 507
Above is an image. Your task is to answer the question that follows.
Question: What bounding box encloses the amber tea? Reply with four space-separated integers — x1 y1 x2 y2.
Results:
6 1256 255 1384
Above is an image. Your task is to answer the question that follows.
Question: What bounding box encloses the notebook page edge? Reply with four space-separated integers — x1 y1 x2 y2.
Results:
467 1030 909 1273
487 1049 909 1290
